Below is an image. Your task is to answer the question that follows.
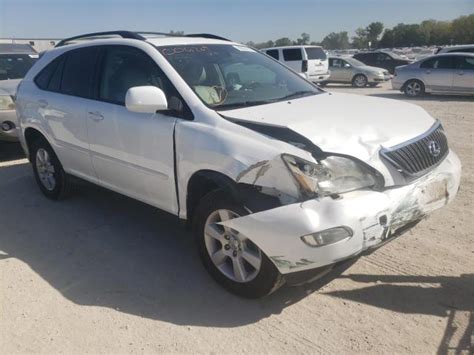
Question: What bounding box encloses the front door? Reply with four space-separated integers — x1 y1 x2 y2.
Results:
420 56 455 92
453 55 474 93
86 45 180 214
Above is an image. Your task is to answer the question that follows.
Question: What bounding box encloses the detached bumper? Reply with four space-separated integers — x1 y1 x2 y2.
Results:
220 150 461 275
0 110 19 141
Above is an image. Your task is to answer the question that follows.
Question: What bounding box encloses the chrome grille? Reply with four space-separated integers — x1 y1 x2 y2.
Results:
380 122 448 177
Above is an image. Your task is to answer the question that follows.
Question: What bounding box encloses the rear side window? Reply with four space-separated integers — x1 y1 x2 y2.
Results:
35 58 60 90
61 47 100 98
283 48 302 61
266 49 279 60
305 47 326 60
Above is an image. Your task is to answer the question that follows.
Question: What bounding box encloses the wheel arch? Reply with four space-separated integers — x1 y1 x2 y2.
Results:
23 127 53 162
185 169 239 223
401 77 426 91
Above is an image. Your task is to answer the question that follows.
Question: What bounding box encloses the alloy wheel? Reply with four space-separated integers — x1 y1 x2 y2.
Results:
36 148 56 191
406 81 422 97
204 209 262 283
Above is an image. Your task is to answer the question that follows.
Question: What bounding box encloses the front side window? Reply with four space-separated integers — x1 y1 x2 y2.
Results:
61 47 100 98
457 56 474 70
159 44 321 110
282 48 303 61
376 53 391 62
330 58 343 68
0 54 38 80
99 46 172 105
421 56 455 69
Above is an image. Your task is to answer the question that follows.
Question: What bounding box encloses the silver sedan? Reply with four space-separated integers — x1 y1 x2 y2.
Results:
326 56 391 88
392 53 474 97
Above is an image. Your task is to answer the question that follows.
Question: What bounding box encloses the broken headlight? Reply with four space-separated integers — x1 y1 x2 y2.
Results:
282 154 377 196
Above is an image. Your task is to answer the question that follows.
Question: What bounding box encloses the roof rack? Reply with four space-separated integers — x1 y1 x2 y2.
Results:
55 30 230 47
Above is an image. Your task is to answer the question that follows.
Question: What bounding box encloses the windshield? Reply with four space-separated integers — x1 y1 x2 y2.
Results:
344 57 366 66
159 44 321 110
0 54 38 80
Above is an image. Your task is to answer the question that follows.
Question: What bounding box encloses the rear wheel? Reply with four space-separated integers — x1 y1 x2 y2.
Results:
352 74 368 88
31 138 70 200
404 79 425 97
193 189 282 298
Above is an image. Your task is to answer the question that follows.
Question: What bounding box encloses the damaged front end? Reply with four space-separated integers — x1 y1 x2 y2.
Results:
217 119 462 277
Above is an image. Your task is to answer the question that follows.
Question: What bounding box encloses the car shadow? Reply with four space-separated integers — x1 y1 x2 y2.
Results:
0 141 25 162
324 273 474 353
0 161 355 328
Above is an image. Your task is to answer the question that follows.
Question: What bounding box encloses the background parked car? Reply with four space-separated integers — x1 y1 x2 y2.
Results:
325 56 390 87
392 53 474 97
436 44 474 54
262 45 330 83
353 50 411 74
0 43 39 142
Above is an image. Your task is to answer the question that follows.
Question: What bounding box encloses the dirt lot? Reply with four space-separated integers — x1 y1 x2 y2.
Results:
0 82 473 354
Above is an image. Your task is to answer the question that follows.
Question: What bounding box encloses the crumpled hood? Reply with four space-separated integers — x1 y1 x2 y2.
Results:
0 79 21 96
220 92 435 163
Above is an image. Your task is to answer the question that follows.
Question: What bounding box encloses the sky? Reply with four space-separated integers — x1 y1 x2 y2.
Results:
0 0 473 43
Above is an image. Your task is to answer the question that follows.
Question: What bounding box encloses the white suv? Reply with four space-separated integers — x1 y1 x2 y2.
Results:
262 45 330 83
16 31 461 298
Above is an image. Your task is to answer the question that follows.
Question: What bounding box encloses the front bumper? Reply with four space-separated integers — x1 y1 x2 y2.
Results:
368 73 391 83
0 110 19 142
220 150 461 275
391 78 404 91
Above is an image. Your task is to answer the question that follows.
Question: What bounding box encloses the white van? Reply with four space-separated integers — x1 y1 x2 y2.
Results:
262 45 330 83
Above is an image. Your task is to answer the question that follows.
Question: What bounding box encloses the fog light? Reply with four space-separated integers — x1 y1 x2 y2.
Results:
1 121 14 132
301 226 353 247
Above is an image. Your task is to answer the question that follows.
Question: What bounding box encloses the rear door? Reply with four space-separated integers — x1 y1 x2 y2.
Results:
453 55 474 93
282 48 303 74
420 56 455 92
86 45 181 213
33 46 100 181
304 47 328 75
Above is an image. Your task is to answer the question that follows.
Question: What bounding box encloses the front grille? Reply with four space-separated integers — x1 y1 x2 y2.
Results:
380 121 448 177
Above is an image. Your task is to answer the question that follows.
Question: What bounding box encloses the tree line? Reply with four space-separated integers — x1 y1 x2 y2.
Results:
245 13 473 50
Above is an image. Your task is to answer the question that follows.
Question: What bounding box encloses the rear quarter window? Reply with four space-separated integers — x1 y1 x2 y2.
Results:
283 48 303 61
305 47 327 60
266 49 279 60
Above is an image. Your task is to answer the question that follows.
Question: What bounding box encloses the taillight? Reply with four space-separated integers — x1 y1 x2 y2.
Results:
302 60 308 73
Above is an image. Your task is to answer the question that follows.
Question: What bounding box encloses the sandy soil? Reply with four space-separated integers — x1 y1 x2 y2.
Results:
0 82 472 354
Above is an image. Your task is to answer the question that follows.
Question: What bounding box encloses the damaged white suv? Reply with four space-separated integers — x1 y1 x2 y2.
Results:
16 32 461 298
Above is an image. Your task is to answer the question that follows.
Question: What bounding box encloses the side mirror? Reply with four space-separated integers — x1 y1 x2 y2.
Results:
344 63 351 68
125 86 168 114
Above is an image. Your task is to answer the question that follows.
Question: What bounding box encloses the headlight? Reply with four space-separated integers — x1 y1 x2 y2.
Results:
0 95 15 110
282 154 379 196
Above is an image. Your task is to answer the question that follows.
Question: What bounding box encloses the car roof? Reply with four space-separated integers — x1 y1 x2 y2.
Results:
435 52 474 57
145 36 235 47
261 45 323 51
0 43 37 55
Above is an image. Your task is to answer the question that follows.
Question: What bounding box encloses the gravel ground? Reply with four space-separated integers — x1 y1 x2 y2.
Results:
0 82 473 353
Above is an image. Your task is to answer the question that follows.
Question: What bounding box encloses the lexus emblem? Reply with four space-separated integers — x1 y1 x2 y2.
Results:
428 140 441 157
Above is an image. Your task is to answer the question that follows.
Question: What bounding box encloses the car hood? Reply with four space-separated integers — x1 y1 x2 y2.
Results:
219 92 435 163
0 79 21 96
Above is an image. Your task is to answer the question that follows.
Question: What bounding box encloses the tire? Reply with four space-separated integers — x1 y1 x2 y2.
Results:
193 188 283 298
31 137 70 200
352 74 368 88
318 81 328 87
368 83 379 88
403 79 425 97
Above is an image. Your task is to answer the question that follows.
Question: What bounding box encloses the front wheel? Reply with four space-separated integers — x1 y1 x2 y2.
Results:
193 189 283 298
352 74 368 88
404 79 425 97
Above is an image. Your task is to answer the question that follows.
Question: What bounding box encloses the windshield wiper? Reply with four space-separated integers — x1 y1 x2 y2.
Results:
278 91 316 101
216 100 275 110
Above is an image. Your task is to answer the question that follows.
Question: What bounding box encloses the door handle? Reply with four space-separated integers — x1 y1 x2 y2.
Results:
38 99 48 108
88 111 104 121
